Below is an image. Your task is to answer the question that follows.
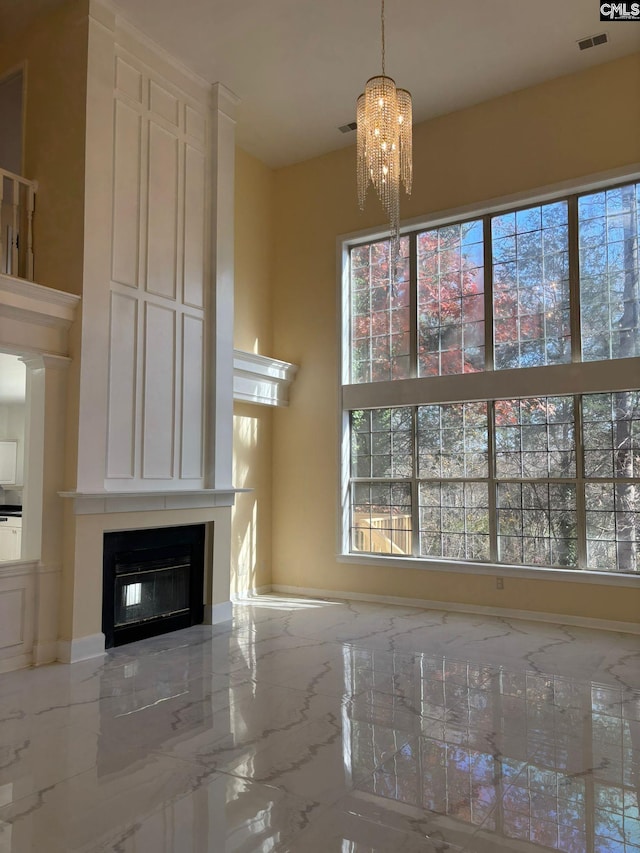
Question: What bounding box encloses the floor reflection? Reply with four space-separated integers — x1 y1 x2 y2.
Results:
347 651 640 852
0 597 638 852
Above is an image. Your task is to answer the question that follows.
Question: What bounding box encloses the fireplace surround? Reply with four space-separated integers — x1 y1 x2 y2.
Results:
102 525 206 648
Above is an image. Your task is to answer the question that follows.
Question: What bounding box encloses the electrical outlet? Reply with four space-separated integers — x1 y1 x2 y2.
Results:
496 577 504 590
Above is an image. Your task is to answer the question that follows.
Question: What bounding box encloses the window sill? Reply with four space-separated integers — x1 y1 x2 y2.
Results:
337 553 640 587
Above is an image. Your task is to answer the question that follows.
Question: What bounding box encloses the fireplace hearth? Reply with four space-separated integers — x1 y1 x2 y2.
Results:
102 525 205 648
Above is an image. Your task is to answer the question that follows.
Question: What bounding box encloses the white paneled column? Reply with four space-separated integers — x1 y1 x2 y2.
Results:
75 3 116 491
205 84 239 622
207 84 238 491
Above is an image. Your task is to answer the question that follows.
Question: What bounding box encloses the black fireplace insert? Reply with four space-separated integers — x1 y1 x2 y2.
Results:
102 524 205 648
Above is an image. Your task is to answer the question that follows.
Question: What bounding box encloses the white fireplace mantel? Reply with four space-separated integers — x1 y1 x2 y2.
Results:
59 488 249 515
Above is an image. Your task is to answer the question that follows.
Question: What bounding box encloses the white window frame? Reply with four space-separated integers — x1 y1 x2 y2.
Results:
337 164 640 587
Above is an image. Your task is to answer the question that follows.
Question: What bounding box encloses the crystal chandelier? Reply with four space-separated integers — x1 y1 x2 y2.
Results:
356 0 412 255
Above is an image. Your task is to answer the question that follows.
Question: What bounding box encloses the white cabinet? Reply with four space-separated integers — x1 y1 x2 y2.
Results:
0 516 21 561
0 441 18 484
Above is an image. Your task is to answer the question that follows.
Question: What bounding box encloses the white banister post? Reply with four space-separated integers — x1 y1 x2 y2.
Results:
0 176 4 275
26 184 35 281
10 177 19 276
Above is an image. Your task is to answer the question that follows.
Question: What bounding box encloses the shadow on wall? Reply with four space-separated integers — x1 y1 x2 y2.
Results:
231 405 272 597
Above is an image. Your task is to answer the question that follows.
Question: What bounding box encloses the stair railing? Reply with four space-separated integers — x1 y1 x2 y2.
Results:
0 168 36 281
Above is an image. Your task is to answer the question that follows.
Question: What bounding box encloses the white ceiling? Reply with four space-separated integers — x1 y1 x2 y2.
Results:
3 0 640 167
109 0 640 167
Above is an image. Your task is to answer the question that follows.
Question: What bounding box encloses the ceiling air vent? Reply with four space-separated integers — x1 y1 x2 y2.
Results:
578 32 608 50
338 121 357 134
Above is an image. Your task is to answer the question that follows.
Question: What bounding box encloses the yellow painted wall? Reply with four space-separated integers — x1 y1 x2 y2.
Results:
271 52 640 625
0 0 88 296
232 402 273 596
232 148 276 594
235 148 275 355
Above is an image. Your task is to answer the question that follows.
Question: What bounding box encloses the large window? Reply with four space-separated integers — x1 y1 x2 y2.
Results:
342 179 640 575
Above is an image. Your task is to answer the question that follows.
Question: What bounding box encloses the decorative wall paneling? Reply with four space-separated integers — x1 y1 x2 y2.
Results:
107 52 208 490
0 564 34 673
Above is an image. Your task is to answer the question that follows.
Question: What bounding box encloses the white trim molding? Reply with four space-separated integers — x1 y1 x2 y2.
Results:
232 585 273 600
58 488 248 514
207 82 238 492
0 559 38 579
233 349 298 407
271 585 640 636
337 554 640 588
0 274 80 329
0 652 33 675
57 632 106 664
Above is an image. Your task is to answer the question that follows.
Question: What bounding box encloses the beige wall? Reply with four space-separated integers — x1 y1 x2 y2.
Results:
232 403 273 595
270 52 640 625
0 1 88 661
0 71 23 174
0 0 88 296
232 149 276 594
234 148 275 355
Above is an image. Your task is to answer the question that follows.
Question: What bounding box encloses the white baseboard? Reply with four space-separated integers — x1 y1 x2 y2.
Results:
271 584 640 636
57 632 106 664
0 651 33 674
232 585 272 600
204 601 233 624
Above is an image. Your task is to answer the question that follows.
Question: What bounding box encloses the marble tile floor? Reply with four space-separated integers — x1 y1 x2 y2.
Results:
0 595 639 852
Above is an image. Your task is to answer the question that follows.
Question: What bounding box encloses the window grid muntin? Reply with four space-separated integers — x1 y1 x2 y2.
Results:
417 401 489 563
417 401 489 480
349 237 411 384
582 389 640 573
417 218 485 378
350 408 415 557
492 200 572 371
584 481 640 573
350 480 412 556
579 183 640 363
496 481 578 568
567 195 583 364
493 395 576 481
351 407 414 480
348 394 640 573
347 178 640 383
344 178 640 575
419 480 490 562
582 391 640 479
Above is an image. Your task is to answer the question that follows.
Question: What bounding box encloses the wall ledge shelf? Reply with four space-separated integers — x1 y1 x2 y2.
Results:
233 349 298 407
0 274 80 328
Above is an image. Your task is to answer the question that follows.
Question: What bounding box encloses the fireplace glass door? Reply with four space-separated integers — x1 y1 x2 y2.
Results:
114 556 190 627
103 525 205 647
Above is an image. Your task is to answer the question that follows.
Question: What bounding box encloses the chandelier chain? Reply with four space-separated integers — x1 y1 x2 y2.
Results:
381 0 385 75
